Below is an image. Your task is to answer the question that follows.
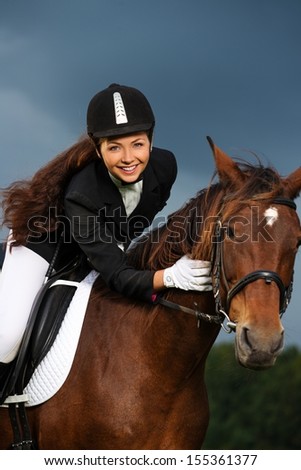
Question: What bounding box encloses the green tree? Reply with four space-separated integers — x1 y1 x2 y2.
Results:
202 343 301 449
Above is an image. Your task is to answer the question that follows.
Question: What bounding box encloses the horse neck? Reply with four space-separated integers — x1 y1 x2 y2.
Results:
148 289 220 385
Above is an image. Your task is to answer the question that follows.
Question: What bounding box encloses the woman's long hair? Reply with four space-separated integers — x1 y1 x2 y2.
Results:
1 135 98 247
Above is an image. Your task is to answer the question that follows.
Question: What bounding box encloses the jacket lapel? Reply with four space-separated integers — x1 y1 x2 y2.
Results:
128 164 162 239
95 159 161 241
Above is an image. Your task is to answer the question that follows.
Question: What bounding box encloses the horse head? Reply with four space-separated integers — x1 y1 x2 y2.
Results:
207 137 301 370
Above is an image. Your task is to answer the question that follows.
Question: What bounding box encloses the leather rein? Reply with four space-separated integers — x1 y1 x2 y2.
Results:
159 197 296 333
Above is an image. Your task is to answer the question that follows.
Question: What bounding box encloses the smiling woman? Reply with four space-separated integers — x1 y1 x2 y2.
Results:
0 83 212 383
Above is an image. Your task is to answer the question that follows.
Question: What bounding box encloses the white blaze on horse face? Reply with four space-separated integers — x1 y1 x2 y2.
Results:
264 206 279 227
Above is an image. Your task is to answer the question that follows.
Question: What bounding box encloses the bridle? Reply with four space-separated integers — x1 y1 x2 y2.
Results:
159 197 296 333
211 196 296 331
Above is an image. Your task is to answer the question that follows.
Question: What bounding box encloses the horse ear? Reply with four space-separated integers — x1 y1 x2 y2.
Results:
206 136 245 187
283 167 301 199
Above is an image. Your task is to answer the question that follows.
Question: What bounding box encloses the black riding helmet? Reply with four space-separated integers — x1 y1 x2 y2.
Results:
87 83 155 139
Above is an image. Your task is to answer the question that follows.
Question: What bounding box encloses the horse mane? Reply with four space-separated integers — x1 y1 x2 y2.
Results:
127 159 286 271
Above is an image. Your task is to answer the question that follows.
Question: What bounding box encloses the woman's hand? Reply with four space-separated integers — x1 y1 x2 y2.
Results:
162 255 212 291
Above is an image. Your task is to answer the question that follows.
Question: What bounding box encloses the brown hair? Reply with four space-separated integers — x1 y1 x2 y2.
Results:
1 135 98 247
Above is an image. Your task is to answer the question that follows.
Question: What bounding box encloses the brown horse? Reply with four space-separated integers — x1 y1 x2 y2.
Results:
1 138 300 450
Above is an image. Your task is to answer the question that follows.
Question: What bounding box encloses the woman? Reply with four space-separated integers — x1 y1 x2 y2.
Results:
0 83 211 379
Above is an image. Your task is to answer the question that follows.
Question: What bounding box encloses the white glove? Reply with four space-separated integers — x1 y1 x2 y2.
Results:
163 255 212 291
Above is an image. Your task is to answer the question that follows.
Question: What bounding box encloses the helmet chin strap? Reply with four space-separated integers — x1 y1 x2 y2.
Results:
95 147 102 159
88 135 102 159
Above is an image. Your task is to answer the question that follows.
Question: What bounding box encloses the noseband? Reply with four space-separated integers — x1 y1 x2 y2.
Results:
159 197 296 333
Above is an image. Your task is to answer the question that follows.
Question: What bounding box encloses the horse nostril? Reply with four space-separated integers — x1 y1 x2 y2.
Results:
271 331 284 354
240 327 284 355
242 327 253 351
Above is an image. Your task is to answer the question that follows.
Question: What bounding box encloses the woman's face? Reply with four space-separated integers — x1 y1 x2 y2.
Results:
100 132 151 183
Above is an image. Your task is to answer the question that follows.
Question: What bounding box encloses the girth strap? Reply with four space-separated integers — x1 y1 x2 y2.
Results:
8 402 36 449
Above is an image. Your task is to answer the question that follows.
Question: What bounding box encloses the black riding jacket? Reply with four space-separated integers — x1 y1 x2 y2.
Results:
62 147 177 302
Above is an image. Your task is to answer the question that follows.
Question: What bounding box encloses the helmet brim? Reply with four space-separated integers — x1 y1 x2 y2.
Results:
90 122 154 139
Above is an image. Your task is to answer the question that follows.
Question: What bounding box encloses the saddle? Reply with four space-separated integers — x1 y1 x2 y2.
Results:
0 256 90 448
1 256 90 404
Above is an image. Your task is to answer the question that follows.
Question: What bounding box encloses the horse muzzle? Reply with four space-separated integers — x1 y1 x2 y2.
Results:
234 324 284 370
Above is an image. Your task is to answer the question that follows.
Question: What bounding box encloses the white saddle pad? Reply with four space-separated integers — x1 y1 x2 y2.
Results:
23 270 98 407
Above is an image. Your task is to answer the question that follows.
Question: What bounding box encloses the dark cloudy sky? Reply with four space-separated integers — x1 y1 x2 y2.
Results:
0 0 300 346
